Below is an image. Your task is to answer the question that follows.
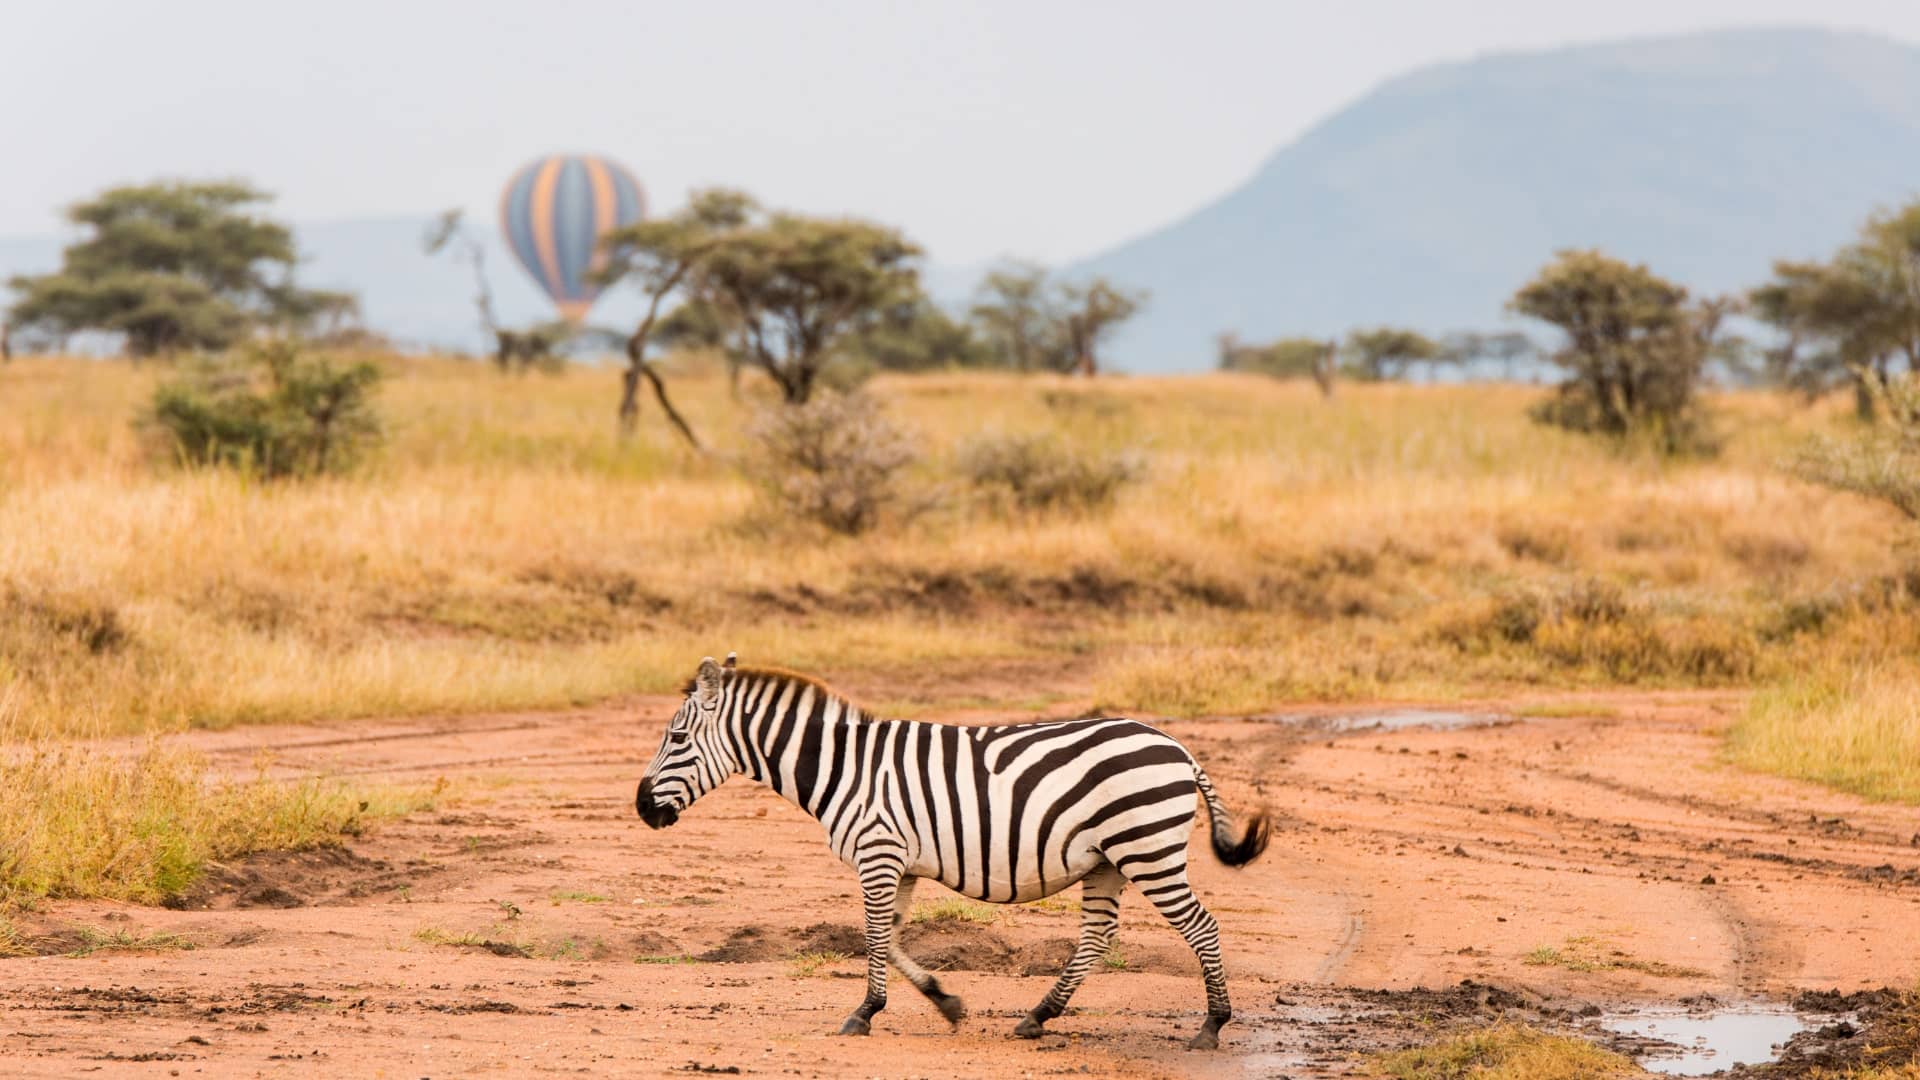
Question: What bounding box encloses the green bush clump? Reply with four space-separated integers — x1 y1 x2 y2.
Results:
146 340 383 478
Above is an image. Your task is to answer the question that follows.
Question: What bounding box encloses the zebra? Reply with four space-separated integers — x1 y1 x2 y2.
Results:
633 654 1271 1049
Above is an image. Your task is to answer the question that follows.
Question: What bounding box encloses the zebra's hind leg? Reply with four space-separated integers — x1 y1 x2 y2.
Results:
888 876 967 1026
837 864 902 1036
1125 862 1231 1050
1014 862 1124 1039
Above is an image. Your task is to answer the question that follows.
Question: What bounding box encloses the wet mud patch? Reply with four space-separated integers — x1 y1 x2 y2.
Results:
1726 989 1919 1077
1319 985 1920 1078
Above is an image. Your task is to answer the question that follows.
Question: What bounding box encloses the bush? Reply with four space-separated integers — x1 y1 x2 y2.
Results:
1791 370 1920 522
744 391 919 535
146 340 382 478
958 434 1141 512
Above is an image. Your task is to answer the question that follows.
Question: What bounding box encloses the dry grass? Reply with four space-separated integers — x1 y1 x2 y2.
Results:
786 949 854 977
64 927 197 958
910 898 1001 924
0 735 445 903
1729 663 1920 803
1522 936 1707 979
1368 1024 1647 1078
3 359 1914 794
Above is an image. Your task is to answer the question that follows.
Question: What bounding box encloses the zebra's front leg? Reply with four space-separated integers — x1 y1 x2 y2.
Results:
1015 863 1124 1039
889 875 966 1026
837 864 901 1036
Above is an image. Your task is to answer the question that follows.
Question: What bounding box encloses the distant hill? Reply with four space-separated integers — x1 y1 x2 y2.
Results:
1071 27 1920 372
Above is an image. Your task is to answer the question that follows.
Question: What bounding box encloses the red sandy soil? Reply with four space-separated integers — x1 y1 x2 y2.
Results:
3 690 1916 1078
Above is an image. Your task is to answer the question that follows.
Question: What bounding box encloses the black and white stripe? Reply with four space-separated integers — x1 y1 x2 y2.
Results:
634 654 1271 1048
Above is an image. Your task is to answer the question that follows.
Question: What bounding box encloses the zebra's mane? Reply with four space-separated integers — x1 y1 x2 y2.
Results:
731 665 853 704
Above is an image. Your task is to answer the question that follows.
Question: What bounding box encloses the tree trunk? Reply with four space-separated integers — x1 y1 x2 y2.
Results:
1312 342 1337 399
640 362 702 450
618 364 644 434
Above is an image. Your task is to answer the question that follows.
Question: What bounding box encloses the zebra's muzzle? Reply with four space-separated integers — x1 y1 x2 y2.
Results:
635 780 680 829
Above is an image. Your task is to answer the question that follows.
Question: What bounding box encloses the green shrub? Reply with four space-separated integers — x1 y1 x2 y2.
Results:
958 433 1141 512
146 340 383 478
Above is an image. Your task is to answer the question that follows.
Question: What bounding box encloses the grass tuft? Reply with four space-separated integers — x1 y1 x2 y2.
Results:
1369 1024 1647 1078
786 949 853 977
910 898 1000 925
65 927 196 958
1522 936 1706 979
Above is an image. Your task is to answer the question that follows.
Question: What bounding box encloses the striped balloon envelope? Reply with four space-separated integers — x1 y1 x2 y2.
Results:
499 153 646 322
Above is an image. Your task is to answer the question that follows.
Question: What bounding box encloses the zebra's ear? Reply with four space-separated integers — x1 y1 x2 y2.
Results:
695 656 724 701
723 652 737 671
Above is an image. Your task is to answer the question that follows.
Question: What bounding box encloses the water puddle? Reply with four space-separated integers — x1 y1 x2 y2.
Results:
1601 1005 1810 1076
1258 708 1504 733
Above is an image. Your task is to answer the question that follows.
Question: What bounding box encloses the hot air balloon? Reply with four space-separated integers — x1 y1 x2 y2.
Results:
499 154 646 322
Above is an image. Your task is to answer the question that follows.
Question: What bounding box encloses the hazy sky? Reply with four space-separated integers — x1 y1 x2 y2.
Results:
7 1 1920 265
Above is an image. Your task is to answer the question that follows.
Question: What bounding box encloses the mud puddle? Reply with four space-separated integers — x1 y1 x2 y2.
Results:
1602 1005 1810 1076
1258 708 1507 734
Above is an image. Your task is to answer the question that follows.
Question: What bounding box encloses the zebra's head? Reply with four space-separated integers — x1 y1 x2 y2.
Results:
635 652 737 829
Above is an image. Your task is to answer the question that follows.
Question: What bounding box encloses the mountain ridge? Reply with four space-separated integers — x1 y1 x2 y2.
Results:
1069 26 1920 371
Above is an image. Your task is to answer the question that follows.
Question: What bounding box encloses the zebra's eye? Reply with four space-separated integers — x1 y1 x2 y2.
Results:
668 728 689 745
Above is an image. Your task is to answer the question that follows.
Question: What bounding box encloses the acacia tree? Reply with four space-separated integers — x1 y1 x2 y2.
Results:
970 264 1145 375
1058 279 1144 375
596 188 757 442
1342 326 1443 381
697 214 922 405
970 263 1054 372
1511 249 1729 454
1218 333 1337 397
844 298 989 372
7 181 354 357
422 209 572 373
1442 330 1539 381
1751 202 1920 421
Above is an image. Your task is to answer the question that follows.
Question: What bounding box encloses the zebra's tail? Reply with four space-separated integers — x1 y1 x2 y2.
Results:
1193 763 1271 867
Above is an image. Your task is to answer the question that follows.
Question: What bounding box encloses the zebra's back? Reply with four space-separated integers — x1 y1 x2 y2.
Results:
887 716 1201 903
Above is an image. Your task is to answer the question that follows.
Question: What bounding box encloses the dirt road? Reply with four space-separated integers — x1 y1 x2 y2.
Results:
4 691 1916 1077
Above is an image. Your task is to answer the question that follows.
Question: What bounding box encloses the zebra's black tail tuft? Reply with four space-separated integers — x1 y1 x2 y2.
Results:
1211 812 1271 867
1193 762 1272 867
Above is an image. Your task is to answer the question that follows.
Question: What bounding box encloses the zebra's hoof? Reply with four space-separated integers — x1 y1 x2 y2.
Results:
934 993 967 1026
836 1016 871 1037
1013 1015 1047 1039
1187 1020 1224 1050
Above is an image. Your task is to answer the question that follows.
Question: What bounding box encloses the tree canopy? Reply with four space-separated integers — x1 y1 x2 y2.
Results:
1218 333 1337 395
7 181 354 356
1751 201 1920 420
969 264 1145 375
696 213 922 405
1512 249 1727 454
1342 326 1444 381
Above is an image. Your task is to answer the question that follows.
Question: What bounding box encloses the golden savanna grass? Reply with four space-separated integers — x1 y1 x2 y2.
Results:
2 354 1917 795
0 735 446 903
1729 663 1920 803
